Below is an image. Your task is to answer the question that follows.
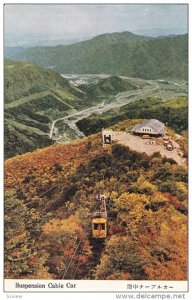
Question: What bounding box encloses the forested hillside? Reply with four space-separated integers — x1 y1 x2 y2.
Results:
5 123 188 280
4 60 82 104
4 60 85 159
4 59 142 159
79 75 137 100
77 96 188 135
8 32 188 80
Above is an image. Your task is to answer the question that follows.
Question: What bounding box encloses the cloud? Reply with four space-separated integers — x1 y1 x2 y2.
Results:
4 4 188 42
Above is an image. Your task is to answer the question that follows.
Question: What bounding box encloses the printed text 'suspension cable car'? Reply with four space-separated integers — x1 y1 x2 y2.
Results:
92 194 107 238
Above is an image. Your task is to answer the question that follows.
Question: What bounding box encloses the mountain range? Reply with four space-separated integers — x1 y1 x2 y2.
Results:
5 31 188 80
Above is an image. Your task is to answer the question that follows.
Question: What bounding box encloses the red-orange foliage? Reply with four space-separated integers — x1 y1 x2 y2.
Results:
138 206 188 280
119 272 132 280
4 135 104 209
5 135 102 191
4 133 188 280
40 215 92 279
109 222 124 235
163 192 187 214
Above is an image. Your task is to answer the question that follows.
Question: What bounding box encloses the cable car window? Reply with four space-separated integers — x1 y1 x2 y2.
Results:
101 223 105 230
94 223 105 230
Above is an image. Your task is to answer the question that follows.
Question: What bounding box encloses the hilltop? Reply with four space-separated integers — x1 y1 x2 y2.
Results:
78 75 137 106
4 123 188 280
7 32 188 80
5 59 83 104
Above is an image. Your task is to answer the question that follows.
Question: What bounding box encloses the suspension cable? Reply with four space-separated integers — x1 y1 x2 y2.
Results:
72 252 82 279
62 237 82 279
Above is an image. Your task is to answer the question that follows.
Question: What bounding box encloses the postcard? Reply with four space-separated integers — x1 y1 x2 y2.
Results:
3 3 189 296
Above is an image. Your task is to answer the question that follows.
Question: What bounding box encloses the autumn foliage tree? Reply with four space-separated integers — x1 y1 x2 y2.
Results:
4 191 51 279
4 133 188 280
95 236 147 280
40 215 92 279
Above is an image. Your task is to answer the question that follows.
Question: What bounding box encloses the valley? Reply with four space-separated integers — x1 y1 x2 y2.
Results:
4 58 187 160
4 30 188 159
49 75 187 142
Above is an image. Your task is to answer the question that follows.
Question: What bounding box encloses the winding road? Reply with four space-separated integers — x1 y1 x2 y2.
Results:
49 80 160 140
49 77 187 141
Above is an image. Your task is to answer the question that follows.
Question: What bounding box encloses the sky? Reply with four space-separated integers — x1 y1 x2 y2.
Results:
4 4 188 46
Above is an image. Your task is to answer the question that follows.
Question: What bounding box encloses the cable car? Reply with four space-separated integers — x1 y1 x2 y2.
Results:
92 212 107 238
92 194 107 239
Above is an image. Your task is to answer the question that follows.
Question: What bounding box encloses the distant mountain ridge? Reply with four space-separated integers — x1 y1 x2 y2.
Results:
5 31 188 80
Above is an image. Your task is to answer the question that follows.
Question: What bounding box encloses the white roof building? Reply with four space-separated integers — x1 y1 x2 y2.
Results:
131 119 165 136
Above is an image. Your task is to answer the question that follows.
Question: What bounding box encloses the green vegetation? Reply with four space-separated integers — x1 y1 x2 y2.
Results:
79 75 137 102
77 96 188 135
7 94 71 118
4 59 84 105
4 60 86 159
5 60 83 103
5 133 188 279
4 60 142 158
10 32 188 80
4 113 53 160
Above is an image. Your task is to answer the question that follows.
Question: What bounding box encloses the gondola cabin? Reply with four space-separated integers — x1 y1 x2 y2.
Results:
92 217 107 238
92 194 107 239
